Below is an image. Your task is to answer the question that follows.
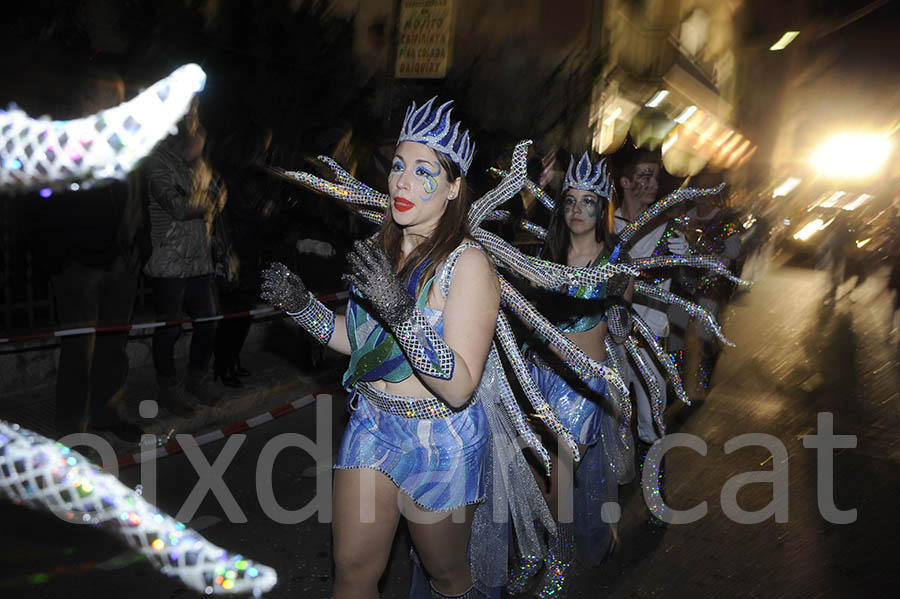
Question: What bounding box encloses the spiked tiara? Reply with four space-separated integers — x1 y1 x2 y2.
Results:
563 152 613 199
397 97 475 176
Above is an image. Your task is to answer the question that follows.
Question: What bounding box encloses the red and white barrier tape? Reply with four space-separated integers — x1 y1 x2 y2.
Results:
116 386 341 469
0 291 350 344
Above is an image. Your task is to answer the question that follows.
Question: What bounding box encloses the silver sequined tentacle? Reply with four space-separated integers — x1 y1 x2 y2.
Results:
497 275 628 397
479 205 548 241
618 184 726 244
356 209 385 225
268 164 388 209
494 312 579 466
1 64 207 192
603 335 632 440
485 210 549 241
629 254 752 287
488 167 555 211
317 156 368 189
487 343 553 473
630 312 691 405
518 218 548 241
622 336 665 435
467 140 531 228
633 281 733 346
484 209 510 222
474 227 636 291
0 422 277 595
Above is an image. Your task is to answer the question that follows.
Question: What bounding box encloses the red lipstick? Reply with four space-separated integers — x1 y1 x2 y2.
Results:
393 197 414 212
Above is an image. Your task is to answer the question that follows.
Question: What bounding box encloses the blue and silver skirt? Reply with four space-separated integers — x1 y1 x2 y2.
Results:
527 354 607 446
334 382 488 512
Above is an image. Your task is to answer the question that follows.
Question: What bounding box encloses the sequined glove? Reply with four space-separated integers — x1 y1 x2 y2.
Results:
346 237 416 326
346 237 456 380
260 262 311 312
260 262 335 345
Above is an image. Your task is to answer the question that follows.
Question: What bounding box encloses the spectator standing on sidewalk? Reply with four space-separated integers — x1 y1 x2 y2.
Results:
212 122 274 387
24 64 148 442
143 99 224 414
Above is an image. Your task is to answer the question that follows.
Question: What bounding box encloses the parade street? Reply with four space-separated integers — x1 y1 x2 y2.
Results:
2 246 898 599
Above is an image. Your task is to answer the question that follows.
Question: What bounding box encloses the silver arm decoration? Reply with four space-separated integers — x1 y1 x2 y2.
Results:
467 140 531 228
480 209 549 241
622 335 666 435
604 335 632 441
495 312 580 464
0 421 277 595
392 312 456 381
267 160 388 209
617 184 726 245
474 227 636 291
519 218 548 241
484 209 511 222
605 301 633 339
1 64 207 192
629 254 752 287
488 167 555 211
286 298 336 346
630 312 691 406
489 344 553 474
356 209 385 225
497 275 628 397
633 281 733 346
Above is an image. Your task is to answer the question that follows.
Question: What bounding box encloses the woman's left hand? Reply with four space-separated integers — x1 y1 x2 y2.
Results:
346 237 416 327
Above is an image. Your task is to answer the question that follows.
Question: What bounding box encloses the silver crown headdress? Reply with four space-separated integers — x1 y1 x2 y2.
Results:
397 97 475 176
563 152 613 199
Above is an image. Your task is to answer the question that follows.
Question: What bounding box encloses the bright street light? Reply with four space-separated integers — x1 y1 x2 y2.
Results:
808 132 893 179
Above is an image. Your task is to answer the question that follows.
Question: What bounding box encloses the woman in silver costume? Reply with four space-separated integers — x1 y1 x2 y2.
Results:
509 153 633 597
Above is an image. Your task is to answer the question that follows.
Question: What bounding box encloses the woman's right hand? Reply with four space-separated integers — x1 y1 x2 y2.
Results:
260 262 311 313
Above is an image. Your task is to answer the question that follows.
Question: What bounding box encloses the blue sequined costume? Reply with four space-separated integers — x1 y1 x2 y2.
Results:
334 243 489 512
526 251 620 567
525 253 610 446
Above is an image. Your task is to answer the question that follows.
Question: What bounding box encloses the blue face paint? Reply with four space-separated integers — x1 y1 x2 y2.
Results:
389 158 405 185
416 162 441 202
564 192 600 231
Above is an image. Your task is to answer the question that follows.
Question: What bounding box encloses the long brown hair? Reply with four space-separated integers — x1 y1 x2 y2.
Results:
378 150 470 294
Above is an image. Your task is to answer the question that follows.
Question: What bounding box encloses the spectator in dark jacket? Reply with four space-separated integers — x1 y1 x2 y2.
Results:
143 100 224 414
24 66 147 441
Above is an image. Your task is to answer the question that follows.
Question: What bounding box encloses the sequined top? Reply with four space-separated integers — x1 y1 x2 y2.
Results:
342 242 480 388
523 250 610 358
548 250 610 334
343 264 442 388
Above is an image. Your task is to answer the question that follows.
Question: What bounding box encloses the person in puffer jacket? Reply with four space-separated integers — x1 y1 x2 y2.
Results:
143 100 225 414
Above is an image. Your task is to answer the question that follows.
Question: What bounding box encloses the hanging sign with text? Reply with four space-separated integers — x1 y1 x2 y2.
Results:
395 0 455 79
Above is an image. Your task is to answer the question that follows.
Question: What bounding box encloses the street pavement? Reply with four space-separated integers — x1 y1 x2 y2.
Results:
1 247 898 598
